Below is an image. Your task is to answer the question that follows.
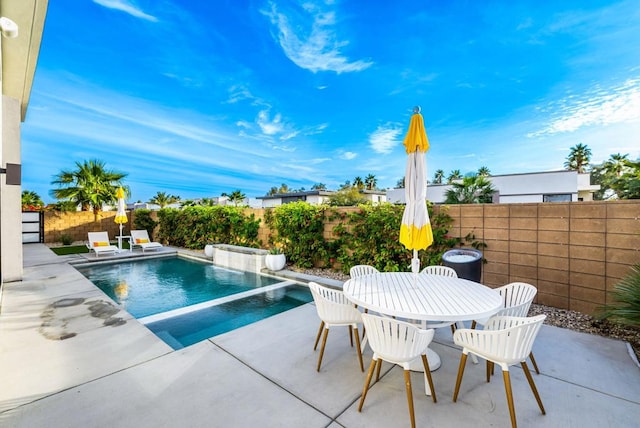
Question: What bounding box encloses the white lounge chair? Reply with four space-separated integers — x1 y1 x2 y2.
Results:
87 232 119 257
130 230 163 252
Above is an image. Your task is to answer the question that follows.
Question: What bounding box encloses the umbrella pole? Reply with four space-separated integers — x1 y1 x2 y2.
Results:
411 249 420 274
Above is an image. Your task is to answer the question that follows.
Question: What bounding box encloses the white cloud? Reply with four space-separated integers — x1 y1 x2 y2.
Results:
262 1 373 74
341 151 357 160
369 124 402 154
256 110 285 135
529 78 640 137
226 85 256 104
92 0 158 22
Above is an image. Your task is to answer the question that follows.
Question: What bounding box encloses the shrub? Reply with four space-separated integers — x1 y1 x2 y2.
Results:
599 264 640 328
156 206 261 249
330 202 483 273
264 202 327 268
133 209 158 240
59 233 73 246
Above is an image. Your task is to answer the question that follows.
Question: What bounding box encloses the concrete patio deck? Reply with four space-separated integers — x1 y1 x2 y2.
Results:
1 244 639 427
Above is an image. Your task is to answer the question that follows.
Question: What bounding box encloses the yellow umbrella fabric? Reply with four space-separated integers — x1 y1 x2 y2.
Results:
399 108 434 272
114 187 128 225
115 187 128 249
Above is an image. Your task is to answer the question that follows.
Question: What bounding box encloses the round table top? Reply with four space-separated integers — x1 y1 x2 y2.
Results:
344 272 502 322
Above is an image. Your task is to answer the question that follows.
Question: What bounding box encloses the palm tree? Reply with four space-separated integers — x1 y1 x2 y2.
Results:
21 190 44 210
433 169 445 184
606 153 630 177
311 183 327 190
277 183 290 194
50 159 127 221
364 174 377 190
447 170 462 184
353 176 364 190
223 190 247 206
444 175 496 204
340 180 352 190
477 166 491 177
149 191 180 208
564 143 592 173
396 177 405 188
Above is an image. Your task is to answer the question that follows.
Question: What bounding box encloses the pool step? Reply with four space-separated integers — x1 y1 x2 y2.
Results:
138 280 298 324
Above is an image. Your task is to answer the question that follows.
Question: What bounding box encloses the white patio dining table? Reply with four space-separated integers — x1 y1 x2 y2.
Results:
343 272 502 372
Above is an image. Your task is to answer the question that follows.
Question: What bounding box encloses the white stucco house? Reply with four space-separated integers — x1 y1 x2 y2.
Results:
1 0 47 284
386 170 600 204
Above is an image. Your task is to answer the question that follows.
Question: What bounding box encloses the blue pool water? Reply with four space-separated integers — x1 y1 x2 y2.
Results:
76 256 312 348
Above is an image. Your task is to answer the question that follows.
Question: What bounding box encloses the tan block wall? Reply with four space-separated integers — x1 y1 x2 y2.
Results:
42 200 640 315
44 211 131 244
438 200 640 315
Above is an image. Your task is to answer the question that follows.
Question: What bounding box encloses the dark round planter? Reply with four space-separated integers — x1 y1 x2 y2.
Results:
442 248 483 282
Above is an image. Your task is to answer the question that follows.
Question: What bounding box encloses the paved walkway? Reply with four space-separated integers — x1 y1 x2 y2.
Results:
0 244 639 427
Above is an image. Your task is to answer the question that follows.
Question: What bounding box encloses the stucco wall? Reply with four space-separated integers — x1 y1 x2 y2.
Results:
1 96 23 282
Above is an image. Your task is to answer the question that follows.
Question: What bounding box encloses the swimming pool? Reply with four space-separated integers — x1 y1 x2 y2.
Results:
76 256 313 349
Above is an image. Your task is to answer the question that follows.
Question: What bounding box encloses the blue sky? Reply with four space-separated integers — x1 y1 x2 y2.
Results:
21 0 640 203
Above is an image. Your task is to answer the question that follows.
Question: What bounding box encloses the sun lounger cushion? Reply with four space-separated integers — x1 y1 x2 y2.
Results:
93 241 110 247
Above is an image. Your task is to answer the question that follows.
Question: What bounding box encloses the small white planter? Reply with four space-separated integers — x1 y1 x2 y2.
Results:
265 254 286 271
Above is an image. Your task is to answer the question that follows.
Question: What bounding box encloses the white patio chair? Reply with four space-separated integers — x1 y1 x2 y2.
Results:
349 264 379 278
358 313 437 428
420 265 460 333
453 315 546 428
420 265 458 277
349 265 380 338
130 229 163 252
86 232 118 257
472 282 541 373
308 282 364 373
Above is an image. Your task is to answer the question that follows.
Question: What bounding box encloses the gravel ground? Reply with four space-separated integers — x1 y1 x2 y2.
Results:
295 267 640 362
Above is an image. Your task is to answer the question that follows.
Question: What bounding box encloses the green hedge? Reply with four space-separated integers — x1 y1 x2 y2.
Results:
153 202 484 273
330 202 478 273
264 201 327 268
156 206 261 249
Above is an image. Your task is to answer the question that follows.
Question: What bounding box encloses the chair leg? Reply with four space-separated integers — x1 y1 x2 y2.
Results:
375 359 383 381
362 309 368 339
522 362 545 415
453 353 468 402
358 358 377 412
404 370 416 428
317 327 329 372
354 326 364 372
502 369 517 428
313 321 325 350
529 351 540 374
421 354 437 402
471 320 477 329
349 325 354 347
486 360 494 383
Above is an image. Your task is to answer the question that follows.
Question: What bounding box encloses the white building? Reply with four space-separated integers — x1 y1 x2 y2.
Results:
257 189 387 208
386 170 600 204
1 1 47 283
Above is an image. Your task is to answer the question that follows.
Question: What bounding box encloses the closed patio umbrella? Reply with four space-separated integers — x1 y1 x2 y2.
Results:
114 187 128 249
399 107 433 273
